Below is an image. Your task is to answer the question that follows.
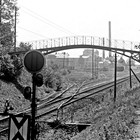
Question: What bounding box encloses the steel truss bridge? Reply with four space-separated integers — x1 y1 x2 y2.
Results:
18 35 140 62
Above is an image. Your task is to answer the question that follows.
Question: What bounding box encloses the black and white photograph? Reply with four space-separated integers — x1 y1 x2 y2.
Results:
0 0 140 139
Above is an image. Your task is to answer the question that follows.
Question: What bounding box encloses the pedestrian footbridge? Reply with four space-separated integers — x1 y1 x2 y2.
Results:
19 36 140 62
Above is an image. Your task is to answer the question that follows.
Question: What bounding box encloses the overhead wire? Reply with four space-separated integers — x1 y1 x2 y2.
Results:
17 26 49 39
20 5 77 36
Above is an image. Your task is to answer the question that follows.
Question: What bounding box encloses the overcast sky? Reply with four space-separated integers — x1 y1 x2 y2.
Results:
17 0 140 57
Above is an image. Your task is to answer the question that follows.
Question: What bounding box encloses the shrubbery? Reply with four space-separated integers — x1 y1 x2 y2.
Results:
71 87 139 140
44 71 62 91
42 63 63 91
0 54 23 81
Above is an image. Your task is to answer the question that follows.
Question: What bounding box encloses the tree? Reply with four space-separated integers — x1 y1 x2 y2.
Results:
43 63 62 91
82 49 92 56
118 57 126 65
0 0 18 54
17 42 32 52
0 2 32 96
0 54 23 81
44 71 62 91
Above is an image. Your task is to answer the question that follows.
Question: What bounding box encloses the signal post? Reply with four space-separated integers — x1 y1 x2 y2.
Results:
23 50 45 140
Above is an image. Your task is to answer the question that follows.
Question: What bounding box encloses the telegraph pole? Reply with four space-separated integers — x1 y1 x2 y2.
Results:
14 6 17 52
92 49 94 79
0 0 2 56
129 57 132 88
114 53 117 102
109 21 112 57
102 38 105 59
0 0 1 24
63 52 66 69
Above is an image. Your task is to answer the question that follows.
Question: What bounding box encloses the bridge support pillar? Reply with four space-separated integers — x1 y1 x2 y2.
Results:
114 53 117 102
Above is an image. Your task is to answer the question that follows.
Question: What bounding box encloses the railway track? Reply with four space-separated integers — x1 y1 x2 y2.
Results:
35 76 129 119
0 75 138 135
0 83 77 134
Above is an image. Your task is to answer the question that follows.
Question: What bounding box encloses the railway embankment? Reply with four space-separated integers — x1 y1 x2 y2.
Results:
134 109 140 140
70 86 140 140
36 85 140 140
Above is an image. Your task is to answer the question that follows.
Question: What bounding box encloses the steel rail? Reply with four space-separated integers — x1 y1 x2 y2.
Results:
0 84 76 134
0 75 137 135
35 76 129 119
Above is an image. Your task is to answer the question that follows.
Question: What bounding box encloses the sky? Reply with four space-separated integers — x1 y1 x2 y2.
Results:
17 0 140 58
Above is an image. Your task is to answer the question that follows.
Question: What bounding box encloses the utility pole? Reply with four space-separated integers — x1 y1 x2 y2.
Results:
92 49 94 79
0 0 1 24
102 38 105 59
129 57 132 88
114 53 117 102
0 0 2 56
67 53 69 68
63 52 66 69
109 21 112 57
14 6 17 52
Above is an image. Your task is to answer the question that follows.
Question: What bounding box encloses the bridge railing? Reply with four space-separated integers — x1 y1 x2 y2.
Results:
25 36 140 52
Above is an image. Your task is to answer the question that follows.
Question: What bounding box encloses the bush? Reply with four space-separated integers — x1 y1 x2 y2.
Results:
45 73 62 91
71 87 139 140
43 66 63 91
0 54 23 81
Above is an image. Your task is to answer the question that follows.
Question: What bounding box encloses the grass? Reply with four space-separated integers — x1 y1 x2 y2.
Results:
0 68 140 140
38 77 140 140
70 86 140 140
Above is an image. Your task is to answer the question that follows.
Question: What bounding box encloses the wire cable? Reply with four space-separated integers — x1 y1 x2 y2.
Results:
20 5 77 36
17 26 49 39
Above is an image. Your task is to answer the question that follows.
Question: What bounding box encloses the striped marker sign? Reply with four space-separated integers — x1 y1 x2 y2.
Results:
8 115 30 140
